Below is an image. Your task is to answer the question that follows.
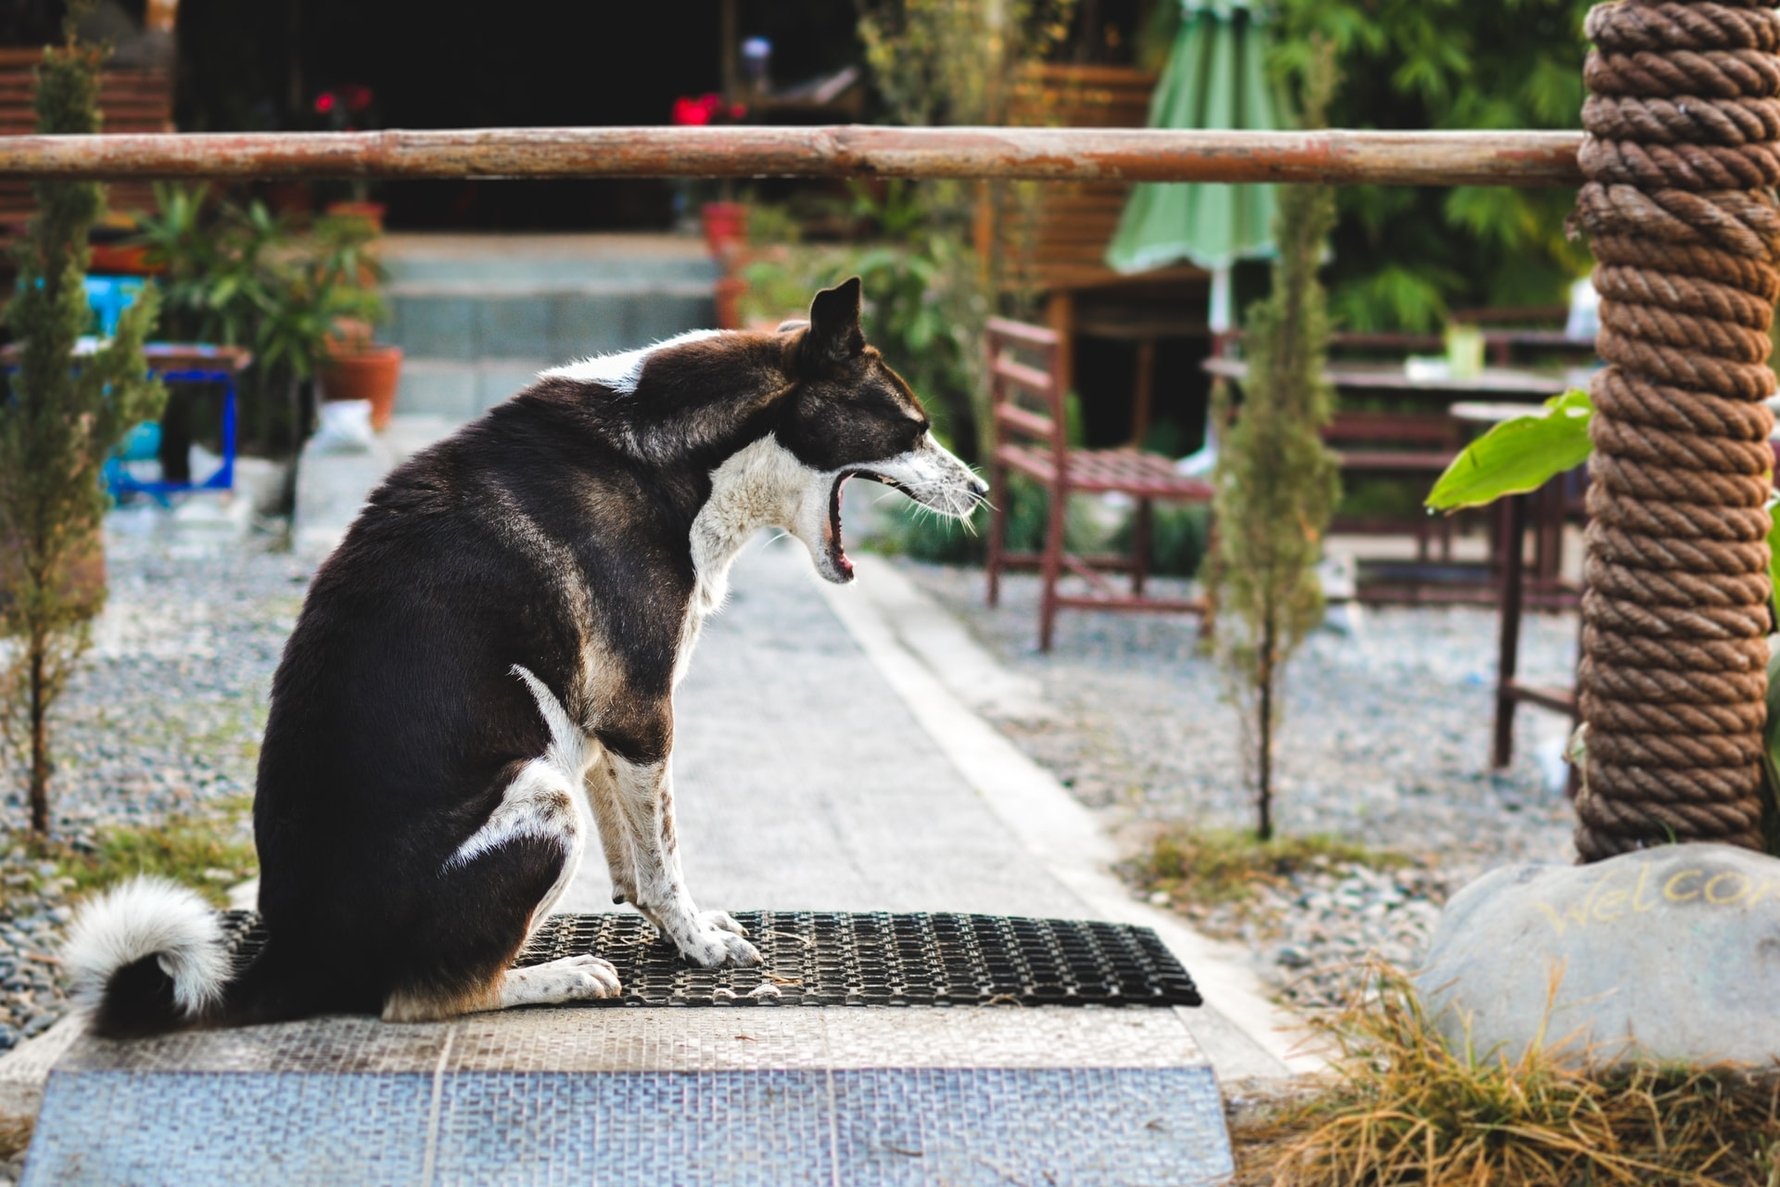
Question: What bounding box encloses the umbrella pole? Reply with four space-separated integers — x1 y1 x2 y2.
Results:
1208 264 1234 338
1174 265 1235 478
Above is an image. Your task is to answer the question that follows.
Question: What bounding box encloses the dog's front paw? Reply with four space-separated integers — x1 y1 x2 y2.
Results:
557 954 624 999
676 910 761 968
501 954 623 1007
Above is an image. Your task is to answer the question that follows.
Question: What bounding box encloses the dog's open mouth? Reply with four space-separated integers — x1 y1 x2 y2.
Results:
826 469 905 581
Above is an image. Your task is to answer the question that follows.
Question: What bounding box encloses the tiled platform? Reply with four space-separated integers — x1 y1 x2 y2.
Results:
25 1008 1233 1186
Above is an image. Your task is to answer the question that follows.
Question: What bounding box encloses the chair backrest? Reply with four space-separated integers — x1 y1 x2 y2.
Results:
1323 407 1461 450
985 318 1068 469
985 65 1158 295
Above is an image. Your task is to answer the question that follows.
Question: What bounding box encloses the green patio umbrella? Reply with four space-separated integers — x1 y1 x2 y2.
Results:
1106 0 1281 335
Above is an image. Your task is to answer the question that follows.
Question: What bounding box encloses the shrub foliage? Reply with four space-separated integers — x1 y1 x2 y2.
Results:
0 8 162 835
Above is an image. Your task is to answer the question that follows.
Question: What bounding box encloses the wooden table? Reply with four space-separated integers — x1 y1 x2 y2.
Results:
1204 357 1584 602
1201 356 1572 399
111 344 253 500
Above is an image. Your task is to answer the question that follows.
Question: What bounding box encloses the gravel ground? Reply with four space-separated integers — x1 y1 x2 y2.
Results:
0 504 1577 1045
0 506 302 1053
895 557 1582 1011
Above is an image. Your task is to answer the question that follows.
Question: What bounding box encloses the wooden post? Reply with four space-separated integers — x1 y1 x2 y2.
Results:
1571 0 1780 859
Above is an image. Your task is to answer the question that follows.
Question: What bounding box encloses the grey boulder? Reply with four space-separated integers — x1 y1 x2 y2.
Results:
1416 842 1780 1068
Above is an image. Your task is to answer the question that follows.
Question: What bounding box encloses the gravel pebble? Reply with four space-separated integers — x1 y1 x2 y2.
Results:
0 507 302 1052
898 559 1579 1010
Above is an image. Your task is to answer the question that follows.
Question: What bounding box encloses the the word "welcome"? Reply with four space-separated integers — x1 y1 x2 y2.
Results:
1532 862 1780 936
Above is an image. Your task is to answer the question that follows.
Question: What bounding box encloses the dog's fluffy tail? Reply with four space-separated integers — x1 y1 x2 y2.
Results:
64 877 235 1038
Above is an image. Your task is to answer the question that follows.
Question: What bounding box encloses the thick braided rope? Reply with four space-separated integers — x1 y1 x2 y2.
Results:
1574 0 1780 860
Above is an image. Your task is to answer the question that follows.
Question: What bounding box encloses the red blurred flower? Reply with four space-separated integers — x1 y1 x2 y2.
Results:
314 92 336 115
672 93 742 126
341 84 374 114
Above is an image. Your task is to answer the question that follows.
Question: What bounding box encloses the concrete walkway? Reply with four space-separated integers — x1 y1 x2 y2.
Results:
563 540 1085 917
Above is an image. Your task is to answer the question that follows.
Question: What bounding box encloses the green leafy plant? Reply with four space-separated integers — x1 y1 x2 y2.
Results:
1425 389 1593 513
134 183 385 454
53 796 256 908
0 11 164 837
1108 502 1211 580
1133 826 1407 913
857 0 1078 128
1268 0 1594 329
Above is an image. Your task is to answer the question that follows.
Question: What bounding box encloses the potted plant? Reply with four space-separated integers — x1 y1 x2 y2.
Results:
317 320 402 432
283 213 398 432
135 185 391 453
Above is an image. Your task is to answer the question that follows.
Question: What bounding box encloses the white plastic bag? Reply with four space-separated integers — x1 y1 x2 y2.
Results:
310 399 376 455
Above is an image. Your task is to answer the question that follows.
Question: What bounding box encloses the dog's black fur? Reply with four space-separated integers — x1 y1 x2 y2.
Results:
80 279 984 1035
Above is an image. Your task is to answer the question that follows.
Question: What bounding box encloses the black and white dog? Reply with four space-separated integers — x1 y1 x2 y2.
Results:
67 278 986 1033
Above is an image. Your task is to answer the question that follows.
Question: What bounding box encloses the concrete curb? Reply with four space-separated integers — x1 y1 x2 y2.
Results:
0 1014 79 1130
819 555 1325 1079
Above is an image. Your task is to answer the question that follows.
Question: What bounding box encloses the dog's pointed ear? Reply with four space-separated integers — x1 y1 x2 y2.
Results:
804 278 864 367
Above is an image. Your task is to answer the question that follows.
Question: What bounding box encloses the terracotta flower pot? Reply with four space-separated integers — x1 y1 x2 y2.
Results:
319 343 403 431
700 201 749 258
714 275 748 331
88 242 160 276
324 200 386 233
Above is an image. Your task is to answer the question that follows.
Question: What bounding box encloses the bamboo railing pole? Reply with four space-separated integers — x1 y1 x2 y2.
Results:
0 126 1585 187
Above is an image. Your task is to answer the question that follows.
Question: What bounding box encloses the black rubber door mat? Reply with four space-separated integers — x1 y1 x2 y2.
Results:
218 910 1202 1009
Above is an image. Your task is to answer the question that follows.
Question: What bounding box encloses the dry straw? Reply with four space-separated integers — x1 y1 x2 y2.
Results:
1234 963 1780 1186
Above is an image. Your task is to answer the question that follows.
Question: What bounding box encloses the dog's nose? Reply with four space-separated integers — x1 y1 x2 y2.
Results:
969 475 990 502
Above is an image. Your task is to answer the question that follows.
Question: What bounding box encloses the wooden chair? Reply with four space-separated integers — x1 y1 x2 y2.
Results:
983 317 1215 652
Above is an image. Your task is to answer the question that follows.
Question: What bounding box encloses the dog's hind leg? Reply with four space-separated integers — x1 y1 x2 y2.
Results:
604 751 761 969
382 758 621 1022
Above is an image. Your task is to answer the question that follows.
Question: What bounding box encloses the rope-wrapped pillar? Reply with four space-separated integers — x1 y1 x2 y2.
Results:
1573 0 1780 860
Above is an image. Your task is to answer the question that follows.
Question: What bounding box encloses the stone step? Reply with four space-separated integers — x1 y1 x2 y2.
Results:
388 358 551 422
385 288 716 364
24 1006 1233 1186
379 233 717 288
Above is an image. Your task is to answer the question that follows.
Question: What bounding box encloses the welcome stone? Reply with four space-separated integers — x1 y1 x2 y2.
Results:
1416 842 1780 1068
